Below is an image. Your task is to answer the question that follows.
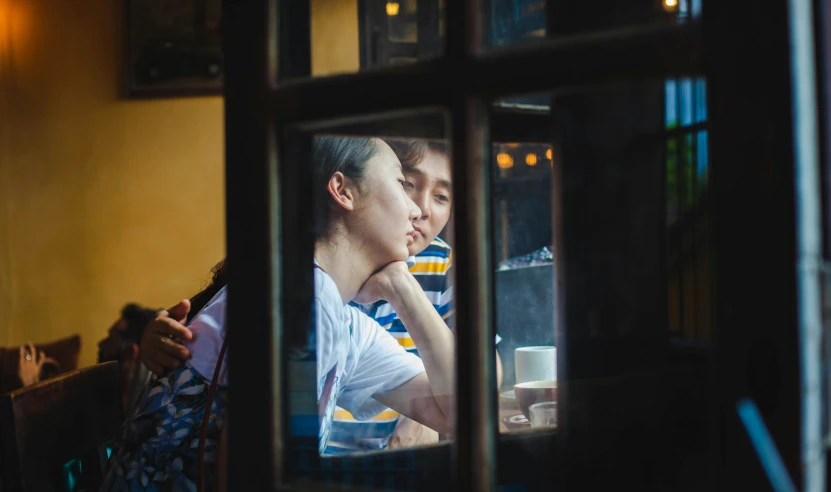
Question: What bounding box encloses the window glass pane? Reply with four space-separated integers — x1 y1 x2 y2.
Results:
697 129 708 190
282 111 458 489
694 76 707 123
483 0 703 53
493 135 557 434
296 0 705 79
271 84 712 489
298 0 444 79
664 77 709 342
486 0 547 50
492 79 713 488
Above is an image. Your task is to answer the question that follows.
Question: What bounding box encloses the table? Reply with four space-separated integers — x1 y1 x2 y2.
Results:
498 387 557 433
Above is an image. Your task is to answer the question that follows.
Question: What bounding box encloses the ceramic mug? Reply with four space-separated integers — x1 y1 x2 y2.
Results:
514 346 556 384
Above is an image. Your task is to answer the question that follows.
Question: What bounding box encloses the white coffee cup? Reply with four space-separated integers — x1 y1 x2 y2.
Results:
514 346 556 384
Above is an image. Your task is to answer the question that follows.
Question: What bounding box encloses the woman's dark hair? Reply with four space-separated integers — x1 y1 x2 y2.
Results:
313 136 380 240
187 259 227 324
186 137 380 320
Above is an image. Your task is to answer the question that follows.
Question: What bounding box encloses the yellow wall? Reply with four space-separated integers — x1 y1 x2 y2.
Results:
0 0 225 367
311 0 360 76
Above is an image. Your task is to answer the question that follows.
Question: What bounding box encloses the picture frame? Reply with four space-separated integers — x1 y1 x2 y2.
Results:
125 0 224 98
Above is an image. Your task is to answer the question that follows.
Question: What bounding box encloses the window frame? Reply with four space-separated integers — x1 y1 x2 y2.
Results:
217 1 729 490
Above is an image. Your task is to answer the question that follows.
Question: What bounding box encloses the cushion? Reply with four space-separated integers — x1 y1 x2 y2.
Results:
0 335 82 394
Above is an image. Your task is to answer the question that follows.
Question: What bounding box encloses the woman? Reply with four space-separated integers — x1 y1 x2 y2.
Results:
101 137 454 491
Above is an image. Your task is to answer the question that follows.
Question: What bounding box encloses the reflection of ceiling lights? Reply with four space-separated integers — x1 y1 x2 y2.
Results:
663 0 678 11
525 153 538 166
497 153 514 169
546 148 553 160
386 2 400 16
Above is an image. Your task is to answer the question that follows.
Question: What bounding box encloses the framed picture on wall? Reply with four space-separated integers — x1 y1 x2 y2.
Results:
125 0 224 98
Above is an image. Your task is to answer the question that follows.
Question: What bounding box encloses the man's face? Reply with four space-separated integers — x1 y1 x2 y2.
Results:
403 149 452 255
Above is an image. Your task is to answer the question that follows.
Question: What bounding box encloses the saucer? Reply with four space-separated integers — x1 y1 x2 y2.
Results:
501 414 530 430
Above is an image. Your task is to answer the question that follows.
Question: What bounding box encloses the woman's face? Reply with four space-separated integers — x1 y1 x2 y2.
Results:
351 139 421 264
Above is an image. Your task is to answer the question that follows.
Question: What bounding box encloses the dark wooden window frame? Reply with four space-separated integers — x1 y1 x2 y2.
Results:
220 1 707 490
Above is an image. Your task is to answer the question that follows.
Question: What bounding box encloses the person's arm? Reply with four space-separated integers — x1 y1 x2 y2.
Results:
388 350 499 447
358 262 456 434
17 343 58 387
139 300 192 375
387 415 439 449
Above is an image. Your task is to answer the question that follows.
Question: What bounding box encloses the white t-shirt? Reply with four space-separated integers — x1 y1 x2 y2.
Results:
313 265 426 451
181 266 426 454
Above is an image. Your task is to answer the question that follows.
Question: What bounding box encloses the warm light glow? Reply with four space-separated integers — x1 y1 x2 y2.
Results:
546 148 553 160
525 153 538 166
506 143 519 148
0 1 32 78
496 153 514 169
386 2 400 16
663 0 678 9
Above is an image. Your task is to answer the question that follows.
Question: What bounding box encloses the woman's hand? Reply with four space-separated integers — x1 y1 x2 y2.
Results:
353 261 411 305
140 300 193 375
387 416 439 449
17 342 58 387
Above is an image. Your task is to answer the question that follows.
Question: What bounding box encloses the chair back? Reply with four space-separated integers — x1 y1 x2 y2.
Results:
0 361 123 491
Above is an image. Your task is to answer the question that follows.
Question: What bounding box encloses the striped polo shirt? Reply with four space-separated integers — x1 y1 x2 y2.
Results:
365 238 455 355
324 238 454 455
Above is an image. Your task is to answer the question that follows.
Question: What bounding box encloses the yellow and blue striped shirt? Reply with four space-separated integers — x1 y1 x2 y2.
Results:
364 238 455 354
